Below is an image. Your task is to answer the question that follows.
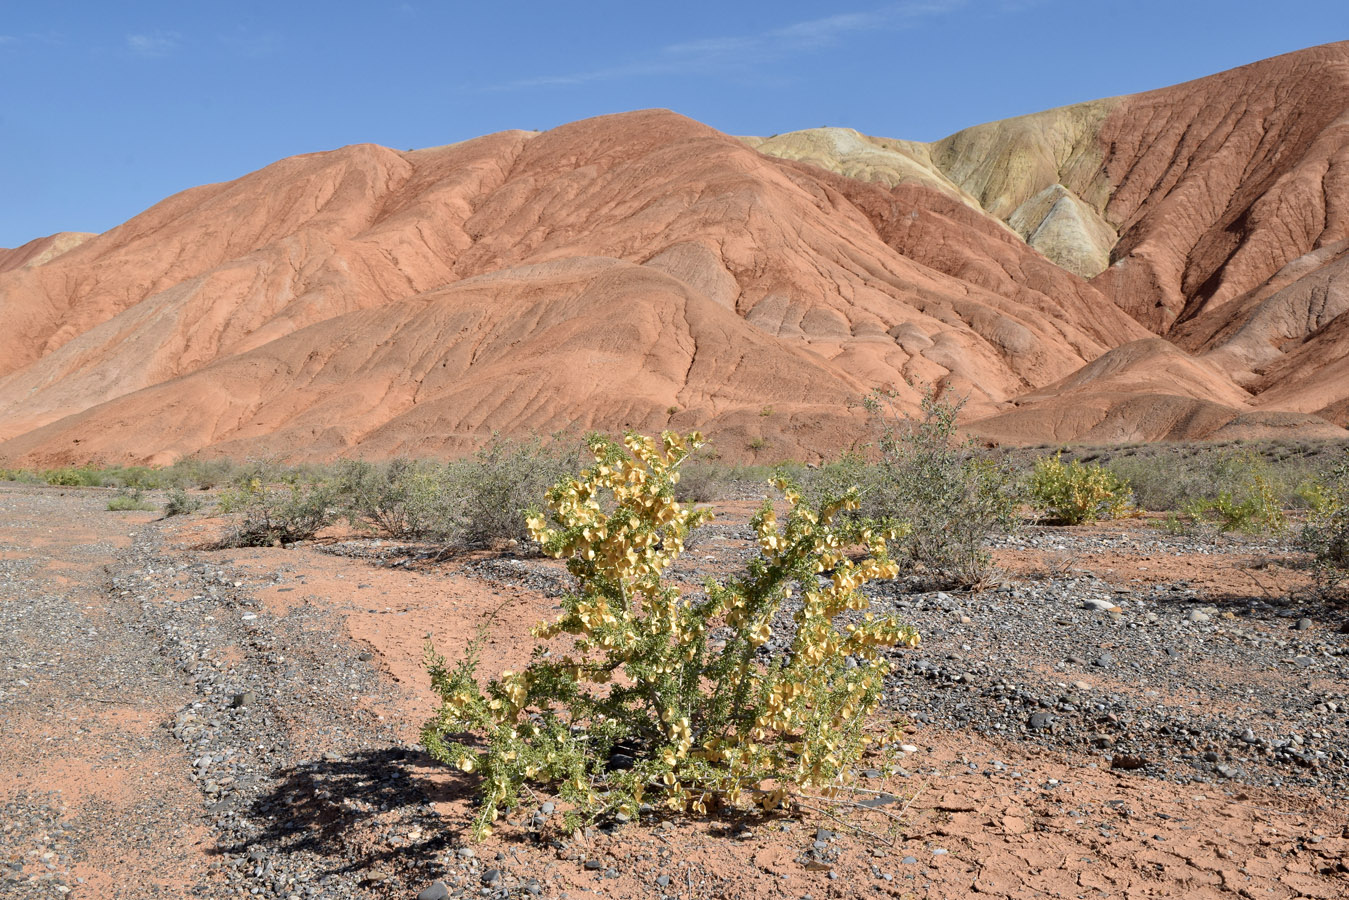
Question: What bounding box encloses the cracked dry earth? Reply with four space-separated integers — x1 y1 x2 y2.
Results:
1 483 1347 900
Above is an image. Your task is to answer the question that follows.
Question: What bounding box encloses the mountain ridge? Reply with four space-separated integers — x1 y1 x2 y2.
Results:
2 43 1347 465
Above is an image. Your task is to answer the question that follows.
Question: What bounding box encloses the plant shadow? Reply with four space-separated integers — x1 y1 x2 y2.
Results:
215 746 479 881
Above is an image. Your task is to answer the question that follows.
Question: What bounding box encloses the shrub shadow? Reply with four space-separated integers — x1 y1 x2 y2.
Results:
217 746 478 880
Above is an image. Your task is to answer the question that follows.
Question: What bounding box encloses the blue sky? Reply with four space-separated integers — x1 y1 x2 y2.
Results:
1 1 1345 247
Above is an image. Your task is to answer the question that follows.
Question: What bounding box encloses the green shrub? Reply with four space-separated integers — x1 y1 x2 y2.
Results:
44 466 108 487
335 458 459 539
163 456 239 490
1030 454 1133 525
1177 450 1287 534
422 432 918 837
670 460 727 503
218 477 339 546
109 466 165 491
162 487 204 517
107 490 156 512
453 435 577 546
1105 455 1216 512
1103 442 1333 513
1300 462 1349 582
817 391 1020 588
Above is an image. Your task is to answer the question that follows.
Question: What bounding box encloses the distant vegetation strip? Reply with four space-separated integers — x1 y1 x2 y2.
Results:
2 428 1345 549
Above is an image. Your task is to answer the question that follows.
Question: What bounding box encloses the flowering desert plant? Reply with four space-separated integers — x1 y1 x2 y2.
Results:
1030 453 1135 525
421 431 918 836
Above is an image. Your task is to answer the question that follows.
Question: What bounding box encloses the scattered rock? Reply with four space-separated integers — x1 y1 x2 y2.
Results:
416 882 450 900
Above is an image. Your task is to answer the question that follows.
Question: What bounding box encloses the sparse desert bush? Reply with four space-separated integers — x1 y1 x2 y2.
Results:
162 487 204 517
1300 462 1349 583
163 456 239 490
422 431 918 836
44 466 109 487
108 466 165 491
335 458 459 539
670 460 726 503
1104 455 1211 512
1030 454 1134 525
1177 450 1287 534
818 391 1019 588
452 435 578 546
107 489 156 512
1103 441 1334 513
218 476 340 546
797 452 871 512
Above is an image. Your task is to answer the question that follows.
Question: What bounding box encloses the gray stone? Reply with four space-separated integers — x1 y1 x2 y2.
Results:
1028 712 1054 731
416 882 450 900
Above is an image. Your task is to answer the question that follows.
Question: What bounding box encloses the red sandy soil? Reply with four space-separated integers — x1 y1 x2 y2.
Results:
2 485 1347 898
183 500 1349 897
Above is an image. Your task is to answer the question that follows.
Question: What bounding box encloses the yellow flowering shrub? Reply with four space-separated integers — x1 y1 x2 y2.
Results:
1030 453 1135 525
421 431 919 836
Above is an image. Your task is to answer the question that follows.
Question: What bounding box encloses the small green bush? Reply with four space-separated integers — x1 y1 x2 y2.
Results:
109 466 165 491
453 435 577 546
335 458 459 539
163 456 239 490
422 432 918 837
162 487 204 517
107 490 156 512
218 477 339 546
1178 450 1287 534
670 460 727 503
1300 462 1349 582
1030 454 1133 525
809 391 1020 588
45 466 109 487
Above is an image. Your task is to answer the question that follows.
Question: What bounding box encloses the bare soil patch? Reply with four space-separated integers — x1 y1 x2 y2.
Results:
2 485 1345 899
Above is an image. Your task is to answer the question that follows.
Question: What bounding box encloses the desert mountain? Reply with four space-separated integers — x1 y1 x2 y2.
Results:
1 43 1347 465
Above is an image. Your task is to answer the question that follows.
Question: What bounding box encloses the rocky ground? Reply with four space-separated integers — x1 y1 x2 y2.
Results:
1 483 1346 899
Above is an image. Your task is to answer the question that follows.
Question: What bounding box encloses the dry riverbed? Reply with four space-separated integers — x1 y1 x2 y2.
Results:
1 484 1345 899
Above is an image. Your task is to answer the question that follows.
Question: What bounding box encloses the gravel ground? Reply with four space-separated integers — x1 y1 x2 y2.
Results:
0 486 445 899
874 526 1348 796
2 484 1346 900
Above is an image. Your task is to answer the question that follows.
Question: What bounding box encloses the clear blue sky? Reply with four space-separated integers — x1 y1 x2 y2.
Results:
1 1 1345 248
